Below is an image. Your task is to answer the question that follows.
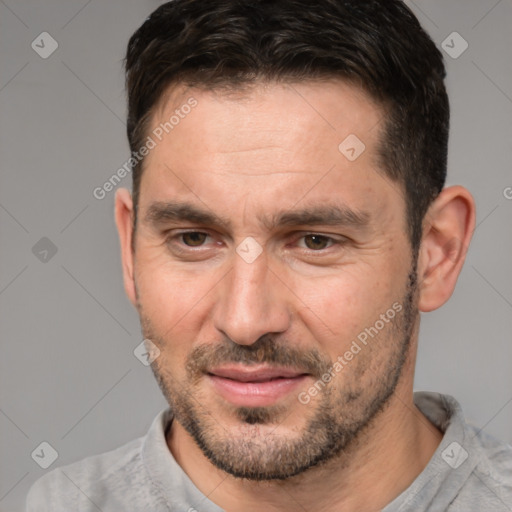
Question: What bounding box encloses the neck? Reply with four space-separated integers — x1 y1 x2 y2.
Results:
168 328 442 512
167 383 442 512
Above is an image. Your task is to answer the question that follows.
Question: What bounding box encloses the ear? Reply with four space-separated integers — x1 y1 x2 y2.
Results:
115 188 137 308
417 185 476 312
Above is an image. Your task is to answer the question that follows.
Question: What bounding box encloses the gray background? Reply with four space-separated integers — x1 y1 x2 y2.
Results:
1 1 511 510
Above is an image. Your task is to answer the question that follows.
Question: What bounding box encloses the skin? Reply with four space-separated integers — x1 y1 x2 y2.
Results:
115 79 475 511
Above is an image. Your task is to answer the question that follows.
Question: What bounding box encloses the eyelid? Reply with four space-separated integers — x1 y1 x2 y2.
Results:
293 231 347 242
165 228 213 237
164 229 348 253
292 232 346 250
167 229 343 240
164 229 214 248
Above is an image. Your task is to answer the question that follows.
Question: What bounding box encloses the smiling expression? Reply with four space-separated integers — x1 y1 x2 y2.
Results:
127 79 419 479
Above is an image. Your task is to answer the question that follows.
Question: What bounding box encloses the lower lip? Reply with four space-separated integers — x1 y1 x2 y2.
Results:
208 374 309 407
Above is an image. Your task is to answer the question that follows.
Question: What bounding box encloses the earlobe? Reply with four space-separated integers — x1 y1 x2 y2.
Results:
417 186 476 312
114 188 137 307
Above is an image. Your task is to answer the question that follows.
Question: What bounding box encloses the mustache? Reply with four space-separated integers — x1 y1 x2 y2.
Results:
185 335 332 379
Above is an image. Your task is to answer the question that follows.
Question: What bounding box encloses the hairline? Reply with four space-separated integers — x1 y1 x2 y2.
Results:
131 74 395 222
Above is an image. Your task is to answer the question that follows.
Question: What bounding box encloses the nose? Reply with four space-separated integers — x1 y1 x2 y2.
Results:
212 250 291 346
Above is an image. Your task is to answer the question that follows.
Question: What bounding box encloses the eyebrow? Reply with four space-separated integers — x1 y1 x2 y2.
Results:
264 205 370 231
143 200 371 232
144 201 232 230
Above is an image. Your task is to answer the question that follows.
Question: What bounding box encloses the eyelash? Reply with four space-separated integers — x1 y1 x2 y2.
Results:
165 230 345 254
163 231 213 249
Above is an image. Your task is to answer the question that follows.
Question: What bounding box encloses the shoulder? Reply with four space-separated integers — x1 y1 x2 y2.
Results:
459 426 512 509
25 436 145 511
411 392 512 511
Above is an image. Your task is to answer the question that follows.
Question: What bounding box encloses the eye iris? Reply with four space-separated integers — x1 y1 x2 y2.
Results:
305 235 328 250
183 232 207 246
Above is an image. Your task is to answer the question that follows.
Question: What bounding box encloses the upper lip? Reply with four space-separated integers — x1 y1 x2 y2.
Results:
207 365 308 383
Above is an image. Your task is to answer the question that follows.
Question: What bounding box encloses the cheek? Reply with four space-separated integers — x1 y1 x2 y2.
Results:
135 256 217 345
293 264 403 352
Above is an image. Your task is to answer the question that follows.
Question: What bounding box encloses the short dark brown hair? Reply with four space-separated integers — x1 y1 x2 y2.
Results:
125 0 449 251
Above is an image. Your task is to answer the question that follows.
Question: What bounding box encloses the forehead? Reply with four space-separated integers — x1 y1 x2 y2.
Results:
138 79 402 230
151 78 383 153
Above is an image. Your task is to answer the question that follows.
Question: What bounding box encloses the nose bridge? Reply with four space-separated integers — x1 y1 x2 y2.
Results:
213 251 290 345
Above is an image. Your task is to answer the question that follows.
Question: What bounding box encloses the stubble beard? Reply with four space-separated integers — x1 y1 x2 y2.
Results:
138 268 418 481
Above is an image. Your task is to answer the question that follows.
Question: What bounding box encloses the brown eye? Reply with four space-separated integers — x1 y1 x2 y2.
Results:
303 235 331 250
181 232 208 247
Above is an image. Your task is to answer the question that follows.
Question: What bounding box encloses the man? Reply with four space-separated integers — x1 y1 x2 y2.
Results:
27 0 512 510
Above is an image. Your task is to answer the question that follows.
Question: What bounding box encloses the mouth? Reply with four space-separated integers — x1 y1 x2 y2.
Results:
206 365 310 407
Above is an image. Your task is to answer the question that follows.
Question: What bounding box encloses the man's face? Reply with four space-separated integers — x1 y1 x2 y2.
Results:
131 80 418 479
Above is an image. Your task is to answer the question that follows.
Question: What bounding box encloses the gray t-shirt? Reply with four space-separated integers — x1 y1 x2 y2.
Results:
26 392 512 511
